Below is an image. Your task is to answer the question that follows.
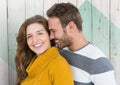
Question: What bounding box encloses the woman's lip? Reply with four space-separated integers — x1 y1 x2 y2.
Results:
34 44 42 47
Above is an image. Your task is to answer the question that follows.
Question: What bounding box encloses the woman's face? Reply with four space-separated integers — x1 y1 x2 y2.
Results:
26 23 51 55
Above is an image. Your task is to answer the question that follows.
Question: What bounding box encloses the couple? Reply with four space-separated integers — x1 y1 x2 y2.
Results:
15 2 116 85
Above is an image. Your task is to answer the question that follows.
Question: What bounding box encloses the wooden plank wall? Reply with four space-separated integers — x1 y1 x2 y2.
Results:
0 0 9 85
0 0 120 85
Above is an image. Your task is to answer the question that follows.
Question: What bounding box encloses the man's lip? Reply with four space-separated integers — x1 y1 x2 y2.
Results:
55 40 60 45
55 40 59 43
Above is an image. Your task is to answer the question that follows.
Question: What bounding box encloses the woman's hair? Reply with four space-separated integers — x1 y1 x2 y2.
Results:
15 15 49 85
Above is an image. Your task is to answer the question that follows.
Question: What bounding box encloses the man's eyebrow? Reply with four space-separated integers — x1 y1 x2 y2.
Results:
49 29 53 31
49 28 56 31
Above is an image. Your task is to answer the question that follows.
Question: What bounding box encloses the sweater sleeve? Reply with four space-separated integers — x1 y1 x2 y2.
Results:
90 58 117 85
50 57 74 85
90 71 116 85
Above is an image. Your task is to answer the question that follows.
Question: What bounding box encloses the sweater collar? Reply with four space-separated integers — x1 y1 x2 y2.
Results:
26 47 59 77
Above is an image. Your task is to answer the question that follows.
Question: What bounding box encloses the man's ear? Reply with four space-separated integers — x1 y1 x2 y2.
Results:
67 21 76 32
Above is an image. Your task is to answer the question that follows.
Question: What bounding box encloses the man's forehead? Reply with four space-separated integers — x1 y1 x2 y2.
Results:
48 17 60 23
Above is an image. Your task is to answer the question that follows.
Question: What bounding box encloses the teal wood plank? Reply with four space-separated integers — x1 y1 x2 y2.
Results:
111 23 120 85
92 3 110 57
79 0 92 42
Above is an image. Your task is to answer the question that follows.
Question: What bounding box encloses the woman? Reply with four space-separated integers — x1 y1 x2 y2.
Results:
15 15 73 85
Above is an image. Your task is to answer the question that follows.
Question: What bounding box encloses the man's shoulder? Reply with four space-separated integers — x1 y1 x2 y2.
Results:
59 48 114 74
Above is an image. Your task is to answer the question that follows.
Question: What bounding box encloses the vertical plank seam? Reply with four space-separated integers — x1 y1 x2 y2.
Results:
6 0 10 84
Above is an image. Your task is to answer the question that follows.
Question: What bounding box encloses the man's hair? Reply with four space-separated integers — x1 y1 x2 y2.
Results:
47 2 83 31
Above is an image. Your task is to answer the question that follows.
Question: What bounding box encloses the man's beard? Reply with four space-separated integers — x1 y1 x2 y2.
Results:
56 36 72 50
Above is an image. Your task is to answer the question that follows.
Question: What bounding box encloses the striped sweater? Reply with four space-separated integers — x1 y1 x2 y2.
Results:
60 43 116 85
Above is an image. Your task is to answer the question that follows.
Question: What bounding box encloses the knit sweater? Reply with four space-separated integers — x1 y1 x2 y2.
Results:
60 43 116 85
21 47 74 85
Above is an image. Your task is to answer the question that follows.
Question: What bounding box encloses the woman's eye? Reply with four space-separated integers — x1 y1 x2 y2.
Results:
38 32 43 35
26 35 32 39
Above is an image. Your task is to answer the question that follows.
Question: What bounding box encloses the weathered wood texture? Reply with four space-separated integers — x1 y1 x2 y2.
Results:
0 0 119 85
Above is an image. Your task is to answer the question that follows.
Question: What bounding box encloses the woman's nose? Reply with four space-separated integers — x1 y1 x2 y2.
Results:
33 36 39 42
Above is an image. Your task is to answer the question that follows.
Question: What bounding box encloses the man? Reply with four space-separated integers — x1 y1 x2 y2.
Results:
47 2 116 85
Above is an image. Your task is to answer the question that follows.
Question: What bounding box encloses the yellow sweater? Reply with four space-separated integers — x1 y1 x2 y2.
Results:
21 47 74 85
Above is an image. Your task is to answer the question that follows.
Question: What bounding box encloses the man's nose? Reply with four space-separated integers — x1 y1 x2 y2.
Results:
50 33 55 40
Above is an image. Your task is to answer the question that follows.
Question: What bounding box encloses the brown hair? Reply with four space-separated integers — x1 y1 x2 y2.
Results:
47 2 83 31
15 15 49 85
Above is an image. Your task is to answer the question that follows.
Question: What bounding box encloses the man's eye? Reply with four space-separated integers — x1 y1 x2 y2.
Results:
51 30 56 33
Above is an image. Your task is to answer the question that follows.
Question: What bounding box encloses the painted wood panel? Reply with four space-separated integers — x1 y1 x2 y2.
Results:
111 25 120 85
78 0 92 42
91 0 110 57
111 0 120 84
0 1 8 85
7 0 26 84
26 0 44 18
0 0 8 62
0 0 120 85
44 0 58 18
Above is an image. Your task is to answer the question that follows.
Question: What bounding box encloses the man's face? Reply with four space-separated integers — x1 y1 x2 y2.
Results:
48 17 72 49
